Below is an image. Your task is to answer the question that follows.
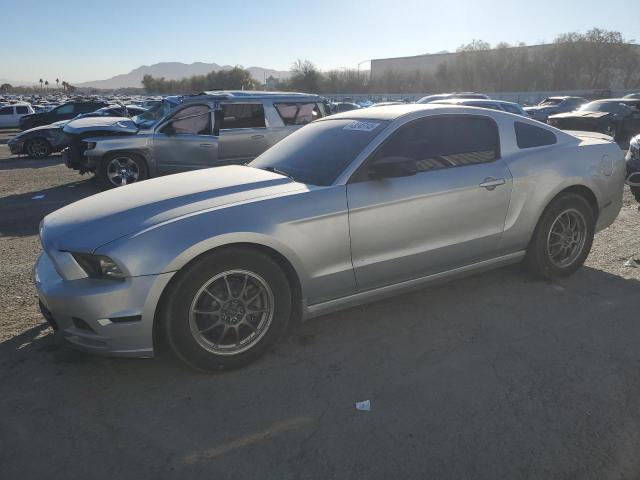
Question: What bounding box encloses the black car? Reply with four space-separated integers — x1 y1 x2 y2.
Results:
547 99 640 143
8 106 146 159
18 100 107 130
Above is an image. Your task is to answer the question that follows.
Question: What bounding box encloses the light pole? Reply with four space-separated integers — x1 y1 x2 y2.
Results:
357 59 370 76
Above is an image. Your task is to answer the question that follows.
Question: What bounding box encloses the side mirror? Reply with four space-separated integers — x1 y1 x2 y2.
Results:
369 156 418 179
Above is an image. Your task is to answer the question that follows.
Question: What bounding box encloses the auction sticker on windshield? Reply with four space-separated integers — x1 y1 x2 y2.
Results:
343 121 380 132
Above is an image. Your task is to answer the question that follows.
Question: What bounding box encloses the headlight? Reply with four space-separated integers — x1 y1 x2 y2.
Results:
71 253 125 279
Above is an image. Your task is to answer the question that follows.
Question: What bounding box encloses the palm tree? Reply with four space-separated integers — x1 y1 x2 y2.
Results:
44 80 49 91
56 78 59 90
61 81 67 91
39 78 43 91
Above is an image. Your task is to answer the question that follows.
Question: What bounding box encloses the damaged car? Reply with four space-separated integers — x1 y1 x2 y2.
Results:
8 106 147 159
62 91 327 189
547 99 640 144
524 96 587 122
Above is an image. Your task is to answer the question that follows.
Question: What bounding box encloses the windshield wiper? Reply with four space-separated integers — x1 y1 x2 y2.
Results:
259 166 295 181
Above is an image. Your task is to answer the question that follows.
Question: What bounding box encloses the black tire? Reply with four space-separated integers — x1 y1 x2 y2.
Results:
162 247 292 371
525 193 595 280
25 138 52 159
631 186 640 204
96 152 148 190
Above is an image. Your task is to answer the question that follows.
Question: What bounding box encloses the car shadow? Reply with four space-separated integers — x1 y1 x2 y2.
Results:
0 154 63 170
0 178 97 237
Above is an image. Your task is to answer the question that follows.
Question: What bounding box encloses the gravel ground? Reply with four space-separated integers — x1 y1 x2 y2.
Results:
1 128 640 479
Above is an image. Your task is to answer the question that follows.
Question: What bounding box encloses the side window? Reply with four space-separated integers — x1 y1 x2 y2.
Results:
369 116 500 174
0 106 13 115
163 105 211 135
514 122 557 149
221 103 265 129
274 102 323 125
15 106 29 114
55 104 74 115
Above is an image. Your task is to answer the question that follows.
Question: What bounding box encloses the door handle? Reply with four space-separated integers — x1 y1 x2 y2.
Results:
479 177 506 190
199 143 215 148
251 134 265 140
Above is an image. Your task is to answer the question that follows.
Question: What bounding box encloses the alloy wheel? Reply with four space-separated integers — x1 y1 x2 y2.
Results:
106 156 139 187
27 139 49 158
189 270 275 356
546 208 587 268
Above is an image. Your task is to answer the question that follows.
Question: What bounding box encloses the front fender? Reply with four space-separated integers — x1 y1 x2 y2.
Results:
86 137 154 175
94 186 354 305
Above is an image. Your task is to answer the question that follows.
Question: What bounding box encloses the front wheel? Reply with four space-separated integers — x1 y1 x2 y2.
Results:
25 138 52 159
97 153 148 190
525 193 595 279
163 248 292 371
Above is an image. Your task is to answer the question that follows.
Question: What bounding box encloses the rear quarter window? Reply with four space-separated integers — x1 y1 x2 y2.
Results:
514 121 557 149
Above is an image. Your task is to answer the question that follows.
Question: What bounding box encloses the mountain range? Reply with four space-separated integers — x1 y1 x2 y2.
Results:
77 62 290 89
2 62 290 90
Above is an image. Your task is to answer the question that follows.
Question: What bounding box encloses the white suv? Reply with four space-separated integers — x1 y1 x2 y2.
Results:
0 103 35 128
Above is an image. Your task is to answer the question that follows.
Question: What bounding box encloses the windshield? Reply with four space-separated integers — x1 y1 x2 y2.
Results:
540 98 563 106
249 119 388 186
579 101 627 113
132 100 176 126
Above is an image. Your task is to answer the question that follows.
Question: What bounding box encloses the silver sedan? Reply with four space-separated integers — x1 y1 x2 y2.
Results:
35 105 626 370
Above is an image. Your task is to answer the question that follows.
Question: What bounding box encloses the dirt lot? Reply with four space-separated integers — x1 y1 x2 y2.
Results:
1 127 640 479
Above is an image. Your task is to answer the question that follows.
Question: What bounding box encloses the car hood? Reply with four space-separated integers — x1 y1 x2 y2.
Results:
40 166 306 253
12 122 64 140
63 116 139 135
548 111 611 120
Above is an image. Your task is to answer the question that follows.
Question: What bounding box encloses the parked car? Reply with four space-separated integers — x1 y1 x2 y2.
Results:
35 104 625 370
73 105 147 120
7 106 148 159
7 120 70 158
524 96 587 122
333 102 361 113
626 134 640 203
417 92 489 104
62 91 327 189
0 103 35 128
547 99 640 143
18 100 108 130
431 98 527 116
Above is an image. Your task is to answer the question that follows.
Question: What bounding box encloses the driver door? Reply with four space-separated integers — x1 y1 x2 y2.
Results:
347 115 513 291
152 104 219 175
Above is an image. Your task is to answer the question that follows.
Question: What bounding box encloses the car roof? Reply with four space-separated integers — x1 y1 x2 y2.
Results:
590 98 640 103
434 98 518 106
197 90 322 100
318 103 516 122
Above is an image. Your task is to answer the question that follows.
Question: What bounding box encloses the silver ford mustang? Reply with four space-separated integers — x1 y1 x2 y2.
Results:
35 105 625 370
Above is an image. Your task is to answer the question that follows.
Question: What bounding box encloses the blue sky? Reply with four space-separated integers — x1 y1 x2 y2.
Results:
1 0 638 83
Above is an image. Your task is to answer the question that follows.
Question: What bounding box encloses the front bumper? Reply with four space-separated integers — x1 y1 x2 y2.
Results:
8 140 24 155
34 251 174 357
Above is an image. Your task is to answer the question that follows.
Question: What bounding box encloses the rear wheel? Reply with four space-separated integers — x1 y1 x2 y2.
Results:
526 193 595 279
97 153 148 190
163 248 292 371
25 138 51 159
